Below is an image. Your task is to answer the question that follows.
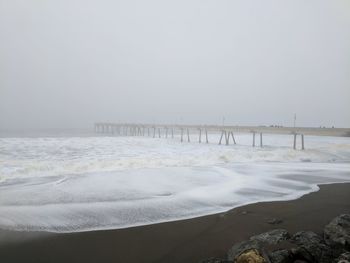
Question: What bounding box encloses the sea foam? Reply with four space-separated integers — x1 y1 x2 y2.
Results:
0 134 349 232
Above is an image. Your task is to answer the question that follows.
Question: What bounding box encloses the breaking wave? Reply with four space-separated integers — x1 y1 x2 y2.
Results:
0 134 349 232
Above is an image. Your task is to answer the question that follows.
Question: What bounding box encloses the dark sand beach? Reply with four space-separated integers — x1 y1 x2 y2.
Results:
0 183 349 263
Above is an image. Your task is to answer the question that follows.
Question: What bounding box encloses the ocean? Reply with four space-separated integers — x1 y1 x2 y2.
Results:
1 130 350 232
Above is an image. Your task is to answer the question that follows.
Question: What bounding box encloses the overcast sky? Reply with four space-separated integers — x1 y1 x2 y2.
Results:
1 0 349 130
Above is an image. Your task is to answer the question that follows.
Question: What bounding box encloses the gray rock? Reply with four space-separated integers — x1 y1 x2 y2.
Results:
268 249 293 263
227 239 263 261
291 231 324 246
235 249 269 263
335 252 350 263
228 230 289 261
324 214 350 250
290 247 317 263
268 219 283 225
291 231 333 263
250 229 290 245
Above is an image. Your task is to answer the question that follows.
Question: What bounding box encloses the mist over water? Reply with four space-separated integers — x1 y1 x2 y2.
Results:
1 0 350 129
1 133 349 232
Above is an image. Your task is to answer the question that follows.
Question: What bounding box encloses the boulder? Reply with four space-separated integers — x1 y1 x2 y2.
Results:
335 252 350 263
290 247 314 263
228 230 290 261
268 249 293 263
228 239 264 261
236 249 267 263
290 231 333 263
324 214 350 250
250 229 290 245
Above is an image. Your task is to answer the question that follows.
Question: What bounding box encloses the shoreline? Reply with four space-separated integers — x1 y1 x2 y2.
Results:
0 181 323 234
0 182 350 263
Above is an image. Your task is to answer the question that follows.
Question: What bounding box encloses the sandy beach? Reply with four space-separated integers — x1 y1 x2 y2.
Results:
0 182 349 263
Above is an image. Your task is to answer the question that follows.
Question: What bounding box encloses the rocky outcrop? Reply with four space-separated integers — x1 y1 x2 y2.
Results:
251 229 290 245
228 229 290 261
199 214 350 263
324 214 350 250
268 249 293 263
235 249 267 263
290 231 333 263
335 252 350 263
227 239 265 262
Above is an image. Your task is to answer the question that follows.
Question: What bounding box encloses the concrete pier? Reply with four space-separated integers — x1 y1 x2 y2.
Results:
94 122 350 150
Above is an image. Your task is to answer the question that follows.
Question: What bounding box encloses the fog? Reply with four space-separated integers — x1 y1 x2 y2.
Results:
1 0 349 130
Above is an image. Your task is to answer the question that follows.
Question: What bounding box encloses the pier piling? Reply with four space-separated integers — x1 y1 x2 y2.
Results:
225 131 229 145
219 130 224 145
301 134 305 150
230 132 236 144
93 123 336 151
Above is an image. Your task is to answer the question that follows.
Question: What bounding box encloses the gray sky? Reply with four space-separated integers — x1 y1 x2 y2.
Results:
1 0 350 130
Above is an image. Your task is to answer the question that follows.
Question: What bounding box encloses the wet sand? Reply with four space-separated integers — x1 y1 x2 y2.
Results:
0 183 349 263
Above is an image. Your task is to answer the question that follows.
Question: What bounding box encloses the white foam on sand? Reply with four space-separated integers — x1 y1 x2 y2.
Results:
0 134 350 232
